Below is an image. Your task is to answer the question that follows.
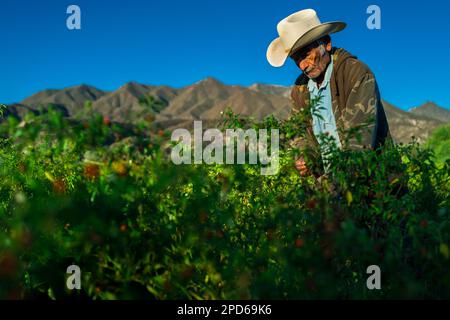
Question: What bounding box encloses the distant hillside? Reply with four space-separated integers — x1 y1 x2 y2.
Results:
156 78 291 124
4 78 449 144
409 102 450 123
88 82 175 123
248 83 291 98
21 84 106 116
381 101 445 144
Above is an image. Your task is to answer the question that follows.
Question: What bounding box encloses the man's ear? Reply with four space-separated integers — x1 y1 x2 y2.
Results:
326 41 332 52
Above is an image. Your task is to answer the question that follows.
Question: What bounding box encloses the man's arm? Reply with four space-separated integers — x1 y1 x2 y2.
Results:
290 85 323 176
340 68 390 150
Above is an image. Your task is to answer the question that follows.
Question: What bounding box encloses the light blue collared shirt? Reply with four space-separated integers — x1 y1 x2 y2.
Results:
307 59 342 171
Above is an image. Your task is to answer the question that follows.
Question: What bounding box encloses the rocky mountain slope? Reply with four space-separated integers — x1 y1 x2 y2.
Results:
4 78 449 144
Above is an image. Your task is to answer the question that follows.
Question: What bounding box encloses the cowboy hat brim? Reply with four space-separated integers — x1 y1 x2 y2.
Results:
266 21 346 67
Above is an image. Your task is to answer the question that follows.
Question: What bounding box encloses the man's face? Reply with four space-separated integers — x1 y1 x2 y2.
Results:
291 41 330 80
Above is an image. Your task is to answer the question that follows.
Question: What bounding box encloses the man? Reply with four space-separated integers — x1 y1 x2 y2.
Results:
266 9 391 176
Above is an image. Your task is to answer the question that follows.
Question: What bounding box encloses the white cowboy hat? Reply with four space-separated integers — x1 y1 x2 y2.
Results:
266 9 346 67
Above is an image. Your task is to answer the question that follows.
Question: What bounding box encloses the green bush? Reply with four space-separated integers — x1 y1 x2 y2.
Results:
424 124 450 164
0 106 449 299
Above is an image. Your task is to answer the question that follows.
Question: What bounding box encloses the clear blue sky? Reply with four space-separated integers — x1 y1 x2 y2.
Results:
1 0 449 110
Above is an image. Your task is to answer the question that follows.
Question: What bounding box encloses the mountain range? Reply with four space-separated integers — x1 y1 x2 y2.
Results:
4 77 450 144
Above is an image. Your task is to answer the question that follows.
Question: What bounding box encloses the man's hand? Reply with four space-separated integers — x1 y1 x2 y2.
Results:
295 157 309 176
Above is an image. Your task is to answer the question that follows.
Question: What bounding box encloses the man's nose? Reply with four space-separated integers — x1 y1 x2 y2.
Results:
299 59 309 71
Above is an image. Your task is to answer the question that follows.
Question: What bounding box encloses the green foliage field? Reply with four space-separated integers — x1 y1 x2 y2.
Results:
425 124 450 164
0 105 449 299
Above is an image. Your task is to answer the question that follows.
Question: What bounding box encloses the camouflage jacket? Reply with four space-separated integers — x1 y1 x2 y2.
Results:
290 47 391 170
